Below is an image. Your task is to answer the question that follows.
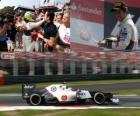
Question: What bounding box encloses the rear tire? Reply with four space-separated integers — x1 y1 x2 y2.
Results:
93 92 105 105
27 93 42 106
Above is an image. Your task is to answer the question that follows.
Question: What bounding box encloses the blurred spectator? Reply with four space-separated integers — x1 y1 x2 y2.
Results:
36 10 45 21
57 13 70 53
41 12 57 52
15 14 25 49
30 27 44 52
0 15 11 51
7 21 17 51
54 13 63 28
63 2 70 14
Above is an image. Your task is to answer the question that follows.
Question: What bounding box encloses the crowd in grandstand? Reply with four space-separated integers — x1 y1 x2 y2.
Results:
0 3 70 53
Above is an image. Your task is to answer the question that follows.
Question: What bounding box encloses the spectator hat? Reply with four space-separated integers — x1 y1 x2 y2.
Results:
111 1 128 12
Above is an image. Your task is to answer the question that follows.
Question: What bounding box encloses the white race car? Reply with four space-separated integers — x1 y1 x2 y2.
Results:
22 83 119 106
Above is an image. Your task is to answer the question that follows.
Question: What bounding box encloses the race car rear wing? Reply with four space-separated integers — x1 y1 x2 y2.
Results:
22 84 36 99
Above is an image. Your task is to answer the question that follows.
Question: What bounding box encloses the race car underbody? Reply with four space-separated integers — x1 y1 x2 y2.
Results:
22 83 119 106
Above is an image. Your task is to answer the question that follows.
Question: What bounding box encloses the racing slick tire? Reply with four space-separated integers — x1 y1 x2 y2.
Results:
93 92 106 105
27 93 42 106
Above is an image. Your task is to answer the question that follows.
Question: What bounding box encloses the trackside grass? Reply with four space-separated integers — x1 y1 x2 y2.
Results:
1 79 140 91
0 109 140 116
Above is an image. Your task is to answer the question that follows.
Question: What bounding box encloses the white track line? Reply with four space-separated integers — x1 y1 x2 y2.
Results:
114 94 140 99
1 106 140 112
114 94 138 97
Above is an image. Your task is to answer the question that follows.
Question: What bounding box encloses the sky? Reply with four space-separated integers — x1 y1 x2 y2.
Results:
0 0 70 9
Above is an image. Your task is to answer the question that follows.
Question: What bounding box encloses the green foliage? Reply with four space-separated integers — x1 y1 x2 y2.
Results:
0 6 15 15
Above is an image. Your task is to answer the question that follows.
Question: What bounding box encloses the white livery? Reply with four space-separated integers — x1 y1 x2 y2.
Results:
22 83 119 106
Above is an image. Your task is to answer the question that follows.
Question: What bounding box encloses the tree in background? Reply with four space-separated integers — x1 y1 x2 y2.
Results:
0 6 15 15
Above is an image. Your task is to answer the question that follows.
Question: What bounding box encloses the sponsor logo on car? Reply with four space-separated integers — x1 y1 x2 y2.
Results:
61 95 67 101
51 86 57 92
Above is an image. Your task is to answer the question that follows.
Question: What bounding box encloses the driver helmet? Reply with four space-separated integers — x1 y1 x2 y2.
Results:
24 11 33 21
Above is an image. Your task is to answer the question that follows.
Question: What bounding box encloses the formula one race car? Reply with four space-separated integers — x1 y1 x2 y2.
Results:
22 83 119 106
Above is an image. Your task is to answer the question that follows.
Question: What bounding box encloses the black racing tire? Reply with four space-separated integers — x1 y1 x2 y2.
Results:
93 92 105 105
27 93 42 106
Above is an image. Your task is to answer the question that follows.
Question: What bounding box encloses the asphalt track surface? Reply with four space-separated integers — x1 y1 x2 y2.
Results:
0 82 140 107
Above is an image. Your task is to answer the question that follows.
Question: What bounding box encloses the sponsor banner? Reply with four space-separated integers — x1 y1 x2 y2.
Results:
40 0 70 8
71 0 104 24
71 0 104 52
0 52 15 59
71 18 104 50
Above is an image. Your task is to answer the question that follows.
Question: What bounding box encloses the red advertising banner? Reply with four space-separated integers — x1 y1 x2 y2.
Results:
71 0 104 24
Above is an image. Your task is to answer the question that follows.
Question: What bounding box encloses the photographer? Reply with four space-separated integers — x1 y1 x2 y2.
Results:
0 15 11 51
